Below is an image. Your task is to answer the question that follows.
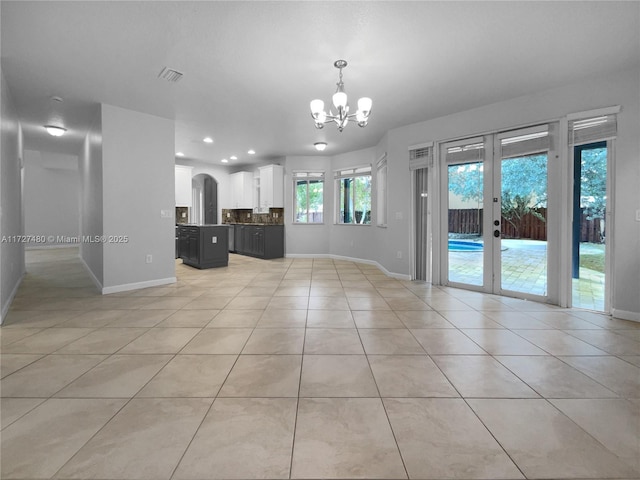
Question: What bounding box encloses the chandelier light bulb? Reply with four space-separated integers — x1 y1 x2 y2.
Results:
332 91 347 110
309 60 371 132
357 97 372 115
310 99 324 117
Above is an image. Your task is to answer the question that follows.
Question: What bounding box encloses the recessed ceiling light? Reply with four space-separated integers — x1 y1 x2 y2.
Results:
44 125 67 137
221 159 229 163
314 142 328 151
247 149 255 155
176 152 185 157
203 137 214 143
230 155 237 160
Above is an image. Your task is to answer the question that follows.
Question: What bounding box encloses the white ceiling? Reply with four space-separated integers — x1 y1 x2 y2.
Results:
2 1 638 167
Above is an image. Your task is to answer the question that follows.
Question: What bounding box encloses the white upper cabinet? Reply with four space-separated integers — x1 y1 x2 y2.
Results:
229 171 254 209
259 165 284 209
175 165 193 206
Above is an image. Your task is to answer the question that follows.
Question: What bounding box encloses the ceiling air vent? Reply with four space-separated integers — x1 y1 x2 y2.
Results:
158 67 184 83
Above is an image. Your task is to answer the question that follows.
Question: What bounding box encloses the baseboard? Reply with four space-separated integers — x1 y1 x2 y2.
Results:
611 308 640 322
0 271 25 325
285 253 332 259
79 256 104 292
26 244 79 250
102 277 177 295
285 253 411 281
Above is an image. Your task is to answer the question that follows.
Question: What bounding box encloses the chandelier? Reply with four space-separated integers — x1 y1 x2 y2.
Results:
310 60 372 132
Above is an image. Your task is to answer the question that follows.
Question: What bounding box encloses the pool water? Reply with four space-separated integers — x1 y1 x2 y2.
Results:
448 240 483 251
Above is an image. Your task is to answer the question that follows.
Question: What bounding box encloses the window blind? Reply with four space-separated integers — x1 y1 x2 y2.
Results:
334 165 371 179
445 141 484 165
569 114 617 145
500 126 550 159
409 146 433 170
293 171 324 179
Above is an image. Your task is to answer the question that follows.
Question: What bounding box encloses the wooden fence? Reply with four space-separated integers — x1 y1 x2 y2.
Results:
448 208 604 243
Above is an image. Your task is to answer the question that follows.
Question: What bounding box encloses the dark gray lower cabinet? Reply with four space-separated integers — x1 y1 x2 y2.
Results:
232 224 284 259
178 225 229 268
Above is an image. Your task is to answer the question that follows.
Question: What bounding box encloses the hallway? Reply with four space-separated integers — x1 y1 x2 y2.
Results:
1 248 639 479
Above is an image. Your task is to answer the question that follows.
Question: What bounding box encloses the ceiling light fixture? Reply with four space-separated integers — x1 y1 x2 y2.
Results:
176 152 185 157
203 137 213 143
314 142 327 152
44 125 67 137
310 60 372 132
221 159 229 163
247 149 255 155
230 155 237 160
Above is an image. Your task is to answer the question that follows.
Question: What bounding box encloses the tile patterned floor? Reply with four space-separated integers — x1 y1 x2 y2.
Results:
1 247 639 480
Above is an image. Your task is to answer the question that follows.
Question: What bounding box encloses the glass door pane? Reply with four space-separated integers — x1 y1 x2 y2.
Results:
572 142 607 311
447 161 484 286
499 153 548 296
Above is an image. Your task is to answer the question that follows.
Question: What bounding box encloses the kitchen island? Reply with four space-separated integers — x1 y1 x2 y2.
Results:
177 224 229 268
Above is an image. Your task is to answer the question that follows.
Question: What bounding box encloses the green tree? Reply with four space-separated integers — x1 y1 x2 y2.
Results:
579 147 606 220
448 155 548 238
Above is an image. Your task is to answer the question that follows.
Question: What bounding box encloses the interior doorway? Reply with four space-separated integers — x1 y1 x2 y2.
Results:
192 174 218 225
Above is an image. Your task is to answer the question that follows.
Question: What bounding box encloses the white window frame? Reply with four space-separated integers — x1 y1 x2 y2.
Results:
334 165 372 226
292 171 325 224
376 153 388 227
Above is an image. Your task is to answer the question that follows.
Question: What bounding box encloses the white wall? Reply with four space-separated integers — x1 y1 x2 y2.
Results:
0 68 25 322
23 150 79 244
328 147 380 262
79 106 104 287
101 104 175 292
283 155 332 256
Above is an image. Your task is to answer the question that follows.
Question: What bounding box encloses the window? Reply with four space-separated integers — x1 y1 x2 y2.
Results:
335 166 371 225
376 154 387 227
293 172 324 223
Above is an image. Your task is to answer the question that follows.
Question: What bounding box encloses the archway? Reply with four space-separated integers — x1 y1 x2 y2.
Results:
192 173 218 225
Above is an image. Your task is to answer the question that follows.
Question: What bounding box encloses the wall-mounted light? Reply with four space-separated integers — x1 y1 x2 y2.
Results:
44 125 67 137
314 142 327 152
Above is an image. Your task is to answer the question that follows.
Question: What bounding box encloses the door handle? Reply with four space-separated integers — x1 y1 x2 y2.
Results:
494 230 500 238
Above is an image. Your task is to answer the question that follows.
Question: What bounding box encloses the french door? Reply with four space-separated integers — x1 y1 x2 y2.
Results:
441 124 558 301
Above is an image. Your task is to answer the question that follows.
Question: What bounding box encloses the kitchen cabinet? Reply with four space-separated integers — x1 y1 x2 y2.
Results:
175 165 193 207
258 165 284 210
229 171 254 209
178 225 229 268
232 224 284 259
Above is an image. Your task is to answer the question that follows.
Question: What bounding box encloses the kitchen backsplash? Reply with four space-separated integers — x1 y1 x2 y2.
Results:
221 208 284 225
175 207 189 224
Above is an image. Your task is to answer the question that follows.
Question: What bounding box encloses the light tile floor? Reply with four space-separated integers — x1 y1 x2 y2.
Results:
1 247 639 480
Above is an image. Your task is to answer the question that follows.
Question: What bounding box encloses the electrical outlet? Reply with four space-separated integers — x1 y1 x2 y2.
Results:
145 254 152 264
212 236 217 243
247 213 251 218
227 212 231 218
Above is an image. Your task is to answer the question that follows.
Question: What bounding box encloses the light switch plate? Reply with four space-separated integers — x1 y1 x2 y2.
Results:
636 209 640 222
160 209 172 218
212 236 217 243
